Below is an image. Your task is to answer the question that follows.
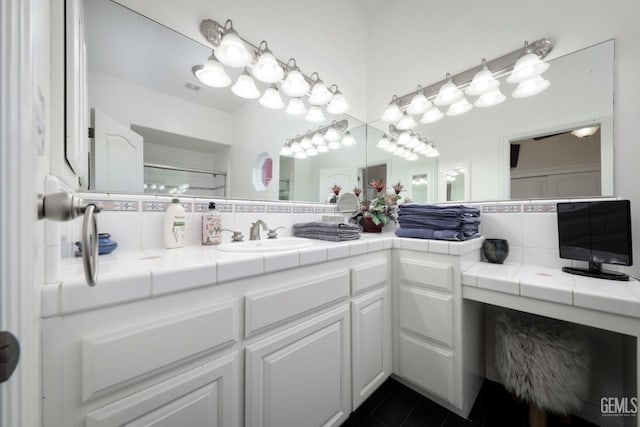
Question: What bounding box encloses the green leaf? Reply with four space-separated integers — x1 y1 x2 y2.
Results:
371 214 381 225
381 215 389 225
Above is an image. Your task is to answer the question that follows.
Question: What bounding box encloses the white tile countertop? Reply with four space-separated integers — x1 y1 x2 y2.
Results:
44 235 483 317
462 262 640 318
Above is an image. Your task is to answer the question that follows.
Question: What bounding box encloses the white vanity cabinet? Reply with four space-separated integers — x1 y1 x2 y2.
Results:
392 249 484 416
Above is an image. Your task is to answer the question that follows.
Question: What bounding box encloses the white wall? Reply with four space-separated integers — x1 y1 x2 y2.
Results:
113 0 369 121
367 0 640 278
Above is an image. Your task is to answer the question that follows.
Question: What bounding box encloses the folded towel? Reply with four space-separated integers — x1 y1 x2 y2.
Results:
293 222 360 232
398 204 480 218
293 227 360 236
293 231 361 242
395 227 480 241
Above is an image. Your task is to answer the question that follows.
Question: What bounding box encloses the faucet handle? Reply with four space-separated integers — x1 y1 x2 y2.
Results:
222 229 244 242
267 226 285 239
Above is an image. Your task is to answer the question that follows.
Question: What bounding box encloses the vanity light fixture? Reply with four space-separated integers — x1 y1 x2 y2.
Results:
300 135 313 149
280 143 294 157
192 53 232 88
396 111 418 130
231 68 261 99
281 58 310 97
214 20 253 67
327 85 350 114
507 41 550 83
280 120 350 158
446 97 473 116
384 140 398 152
385 124 441 159
259 84 285 109
381 95 403 123
323 126 341 142
434 74 463 106
312 133 326 146
308 73 334 105
341 131 356 146
252 40 285 83
396 131 412 146
285 97 307 115
377 134 391 149
465 59 500 96
571 126 599 138
406 86 432 115
305 105 326 123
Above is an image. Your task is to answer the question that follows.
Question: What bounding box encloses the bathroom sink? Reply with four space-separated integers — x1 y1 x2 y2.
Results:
216 237 314 253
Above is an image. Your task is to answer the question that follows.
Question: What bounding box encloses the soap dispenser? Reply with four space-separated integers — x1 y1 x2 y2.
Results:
202 202 222 245
164 198 186 249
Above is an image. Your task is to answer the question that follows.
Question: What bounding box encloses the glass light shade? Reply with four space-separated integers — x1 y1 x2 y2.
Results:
323 127 341 142
512 76 550 98
294 152 307 159
194 56 231 88
341 131 356 146
326 92 349 114
312 133 325 146
290 141 303 152
215 29 252 67
406 92 432 115
405 135 420 149
396 112 417 130
401 150 413 159
571 126 599 138
393 147 407 156
407 153 419 161
397 132 412 146
231 71 260 99
465 67 500 96
280 145 293 156
384 141 397 152
284 97 307 115
317 144 330 153
305 106 326 123
446 97 473 116
414 140 428 153
259 85 285 109
425 148 440 158
252 48 284 83
475 89 506 108
300 136 313 149
327 140 342 150
434 80 463 106
305 147 319 156
381 102 402 123
308 80 333 105
377 134 390 149
507 53 549 83
281 69 310 97
420 106 444 124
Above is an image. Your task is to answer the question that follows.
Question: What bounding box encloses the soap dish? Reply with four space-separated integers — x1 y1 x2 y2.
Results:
75 233 118 256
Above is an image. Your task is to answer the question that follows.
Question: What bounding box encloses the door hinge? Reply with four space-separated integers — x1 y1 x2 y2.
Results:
0 331 20 383
88 127 95 138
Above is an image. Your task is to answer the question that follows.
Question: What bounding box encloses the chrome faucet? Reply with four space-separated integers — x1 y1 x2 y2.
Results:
249 220 268 240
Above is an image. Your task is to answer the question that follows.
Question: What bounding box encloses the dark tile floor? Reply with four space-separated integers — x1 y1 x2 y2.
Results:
341 378 598 427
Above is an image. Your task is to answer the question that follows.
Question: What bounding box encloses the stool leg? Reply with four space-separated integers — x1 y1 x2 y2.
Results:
529 404 547 427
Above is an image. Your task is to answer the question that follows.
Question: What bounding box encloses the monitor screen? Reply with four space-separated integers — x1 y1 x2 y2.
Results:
557 200 632 266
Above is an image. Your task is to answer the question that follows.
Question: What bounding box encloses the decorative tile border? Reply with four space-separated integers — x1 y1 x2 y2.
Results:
267 204 292 214
481 204 523 214
194 202 233 213
524 203 557 213
315 206 337 213
234 203 266 213
142 201 192 212
88 199 139 212
293 206 315 214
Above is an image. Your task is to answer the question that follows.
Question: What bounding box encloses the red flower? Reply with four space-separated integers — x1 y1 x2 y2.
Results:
370 179 385 193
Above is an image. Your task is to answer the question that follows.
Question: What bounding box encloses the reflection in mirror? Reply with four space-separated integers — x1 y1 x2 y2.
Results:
82 0 364 201
368 39 613 202
440 165 468 202
411 174 429 203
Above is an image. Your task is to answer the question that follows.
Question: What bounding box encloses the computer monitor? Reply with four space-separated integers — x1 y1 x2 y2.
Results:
557 200 632 281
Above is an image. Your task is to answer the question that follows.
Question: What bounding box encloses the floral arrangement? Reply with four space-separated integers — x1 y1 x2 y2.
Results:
353 186 362 198
353 180 402 226
331 184 342 195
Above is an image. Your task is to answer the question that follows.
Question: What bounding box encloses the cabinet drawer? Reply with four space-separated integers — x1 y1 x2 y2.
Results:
399 286 453 347
399 333 454 404
399 258 453 292
244 270 349 337
350 259 388 295
82 299 238 402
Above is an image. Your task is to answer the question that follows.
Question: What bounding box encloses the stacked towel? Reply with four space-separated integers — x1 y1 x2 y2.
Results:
293 222 361 242
395 204 480 241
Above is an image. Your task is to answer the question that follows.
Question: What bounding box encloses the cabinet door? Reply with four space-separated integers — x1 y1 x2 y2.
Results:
86 352 240 427
245 305 350 427
351 287 391 409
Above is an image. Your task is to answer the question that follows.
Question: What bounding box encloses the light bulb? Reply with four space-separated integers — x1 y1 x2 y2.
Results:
312 133 325 146
420 106 444 124
406 135 419 149
306 147 319 156
280 145 293 156
377 134 390 149
508 44 549 83
317 144 330 153
231 69 260 99
466 60 500 96
434 75 462 106
252 43 284 83
414 140 428 153
308 76 333 105
215 21 252 67
381 99 402 123
397 112 417 130
300 136 313 149
193 54 231 88
384 141 398 152
475 89 506 107
406 91 432 115
285 97 307 115
446 97 473 116
327 89 349 114
305 106 326 123
397 132 411 146
290 141 302 152
259 85 285 109
571 126 599 138
328 140 342 150
341 131 356 146
324 126 340 141
512 76 550 98
281 65 310 97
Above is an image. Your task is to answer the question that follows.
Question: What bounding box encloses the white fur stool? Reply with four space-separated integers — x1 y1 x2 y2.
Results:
495 312 590 427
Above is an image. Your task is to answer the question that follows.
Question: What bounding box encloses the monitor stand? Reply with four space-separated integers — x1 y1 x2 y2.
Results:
562 261 629 281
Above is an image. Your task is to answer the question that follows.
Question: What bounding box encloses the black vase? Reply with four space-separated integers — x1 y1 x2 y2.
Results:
482 239 509 264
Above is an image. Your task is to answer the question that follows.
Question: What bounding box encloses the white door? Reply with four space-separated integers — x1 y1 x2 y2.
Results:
245 305 351 427
351 287 391 409
92 108 144 192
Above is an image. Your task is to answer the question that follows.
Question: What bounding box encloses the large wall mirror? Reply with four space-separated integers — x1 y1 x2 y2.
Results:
367 39 614 202
76 0 365 202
